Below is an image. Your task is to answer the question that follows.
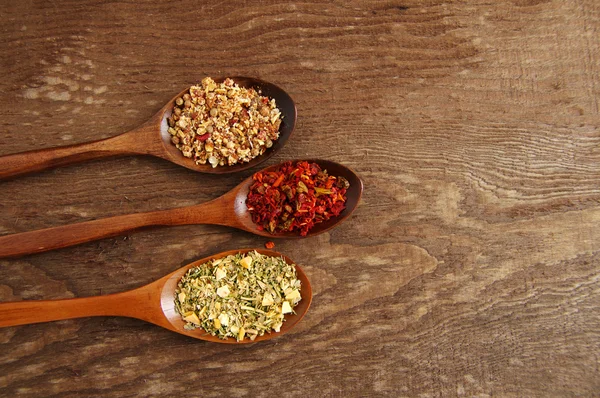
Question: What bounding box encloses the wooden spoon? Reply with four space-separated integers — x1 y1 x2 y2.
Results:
0 249 312 344
0 77 296 180
0 159 363 258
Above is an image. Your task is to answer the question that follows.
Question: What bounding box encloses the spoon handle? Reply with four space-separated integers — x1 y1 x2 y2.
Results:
0 288 153 328
0 200 230 258
0 128 153 180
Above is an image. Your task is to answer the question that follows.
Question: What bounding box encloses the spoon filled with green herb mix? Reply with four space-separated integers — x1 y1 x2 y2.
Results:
0 249 312 344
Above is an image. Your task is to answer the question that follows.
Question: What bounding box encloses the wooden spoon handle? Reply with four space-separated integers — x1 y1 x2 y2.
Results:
0 288 154 328
0 199 231 258
0 128 151 180
0 209 183 258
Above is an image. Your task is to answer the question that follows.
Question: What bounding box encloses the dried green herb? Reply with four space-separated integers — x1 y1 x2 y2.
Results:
314 187 332 196
296 181 308 193
174 251 302 341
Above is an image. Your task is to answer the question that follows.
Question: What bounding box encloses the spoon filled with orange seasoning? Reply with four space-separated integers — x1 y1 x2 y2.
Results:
0 159 363 258
0 77 297 180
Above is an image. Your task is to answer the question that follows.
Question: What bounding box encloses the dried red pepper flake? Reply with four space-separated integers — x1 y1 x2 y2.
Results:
196 133 211 142
272 174 285 188
265 241 275 249
246 161 349 236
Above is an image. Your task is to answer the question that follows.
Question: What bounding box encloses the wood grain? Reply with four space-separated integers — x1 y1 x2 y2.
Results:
1 0 599 396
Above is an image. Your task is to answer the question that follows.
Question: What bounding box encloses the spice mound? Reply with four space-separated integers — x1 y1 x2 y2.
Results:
167 77 282 167
174 251 302 342
246 161 349 236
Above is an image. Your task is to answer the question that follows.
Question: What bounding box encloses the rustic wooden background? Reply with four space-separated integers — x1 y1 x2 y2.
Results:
1 0 599 396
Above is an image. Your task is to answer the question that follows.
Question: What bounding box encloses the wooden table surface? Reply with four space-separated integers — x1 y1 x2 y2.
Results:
1 1 599 396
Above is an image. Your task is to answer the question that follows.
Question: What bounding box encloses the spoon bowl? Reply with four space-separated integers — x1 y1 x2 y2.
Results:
232 159 364 238
0 159 363 258
157 77 297 174
0 249 312 344
0 77 297 179
159 249 312 343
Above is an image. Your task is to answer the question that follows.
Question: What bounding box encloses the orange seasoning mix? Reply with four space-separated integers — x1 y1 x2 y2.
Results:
167 77 282 168
246 161 349 236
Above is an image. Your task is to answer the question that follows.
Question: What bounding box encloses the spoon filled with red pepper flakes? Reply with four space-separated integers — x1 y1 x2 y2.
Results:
246 161 350 236
0 160 362 258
